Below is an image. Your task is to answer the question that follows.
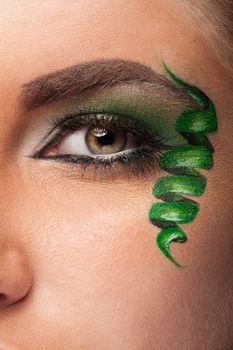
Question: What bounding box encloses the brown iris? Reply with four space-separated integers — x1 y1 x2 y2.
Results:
85 127 127 155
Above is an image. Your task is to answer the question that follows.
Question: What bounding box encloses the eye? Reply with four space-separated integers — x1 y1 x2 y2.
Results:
45 121 139 159
30 112 169 181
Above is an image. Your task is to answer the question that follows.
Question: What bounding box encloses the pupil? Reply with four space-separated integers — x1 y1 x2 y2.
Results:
96 131 114 146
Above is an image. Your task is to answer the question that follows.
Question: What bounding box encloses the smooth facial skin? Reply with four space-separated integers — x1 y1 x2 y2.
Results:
0 1 233 349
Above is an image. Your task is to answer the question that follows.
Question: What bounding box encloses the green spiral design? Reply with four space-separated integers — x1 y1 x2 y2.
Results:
148 64 217 268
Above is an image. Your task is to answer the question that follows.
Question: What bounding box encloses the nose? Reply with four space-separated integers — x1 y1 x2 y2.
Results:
0 244 32 309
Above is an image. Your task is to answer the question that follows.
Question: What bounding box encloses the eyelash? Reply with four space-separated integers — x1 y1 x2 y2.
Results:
30 112 169 181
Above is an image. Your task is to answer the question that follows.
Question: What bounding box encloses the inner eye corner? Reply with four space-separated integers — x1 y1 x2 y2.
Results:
31 110 165 181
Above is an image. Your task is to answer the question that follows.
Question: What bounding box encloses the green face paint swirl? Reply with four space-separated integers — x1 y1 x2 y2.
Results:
148 64 217 268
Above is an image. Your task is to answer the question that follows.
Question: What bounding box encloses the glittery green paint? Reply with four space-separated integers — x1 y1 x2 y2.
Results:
58 82 193 146
148 64 217 268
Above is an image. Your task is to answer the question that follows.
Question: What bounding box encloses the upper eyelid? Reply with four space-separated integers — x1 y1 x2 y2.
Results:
51 111 157 134
25 80 193 160
29 111 163 159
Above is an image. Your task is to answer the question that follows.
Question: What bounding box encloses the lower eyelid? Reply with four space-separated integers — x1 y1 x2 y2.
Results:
30 112 169 181
38 146 162 183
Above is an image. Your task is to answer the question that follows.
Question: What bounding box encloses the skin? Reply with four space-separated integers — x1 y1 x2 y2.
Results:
0 1 233 349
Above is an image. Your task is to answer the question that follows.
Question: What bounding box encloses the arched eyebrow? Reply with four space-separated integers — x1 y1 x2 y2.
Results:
20 58 193 110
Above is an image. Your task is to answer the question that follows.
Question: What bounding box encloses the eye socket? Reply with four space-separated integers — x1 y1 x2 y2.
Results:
31 112 169 181
44 124 139 158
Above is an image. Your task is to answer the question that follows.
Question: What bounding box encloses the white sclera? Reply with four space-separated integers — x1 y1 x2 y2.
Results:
57 127 137 158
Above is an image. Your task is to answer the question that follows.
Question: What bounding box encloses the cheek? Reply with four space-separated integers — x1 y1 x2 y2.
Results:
25 173 160 298
6 160 233 348
11 168 166 340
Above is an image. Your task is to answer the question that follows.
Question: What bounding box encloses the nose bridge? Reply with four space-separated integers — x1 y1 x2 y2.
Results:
0 166 17 220
0 84 29 203
0 160 33 310
0 131 25 207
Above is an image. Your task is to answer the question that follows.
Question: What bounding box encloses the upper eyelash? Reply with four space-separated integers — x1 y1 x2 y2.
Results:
31 112 167 157
52 112 157 140
29 112 170 181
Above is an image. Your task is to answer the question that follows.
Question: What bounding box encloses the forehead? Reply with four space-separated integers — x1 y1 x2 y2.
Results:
0 0 221 125
0 1 202 81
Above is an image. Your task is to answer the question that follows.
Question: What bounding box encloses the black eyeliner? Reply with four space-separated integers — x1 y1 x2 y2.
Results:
28 112 170 181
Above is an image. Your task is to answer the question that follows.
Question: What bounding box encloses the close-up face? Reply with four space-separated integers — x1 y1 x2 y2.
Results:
0 1 233 349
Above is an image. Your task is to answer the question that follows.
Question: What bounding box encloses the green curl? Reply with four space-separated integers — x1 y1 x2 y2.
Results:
156 227 188 268
148 63 217 268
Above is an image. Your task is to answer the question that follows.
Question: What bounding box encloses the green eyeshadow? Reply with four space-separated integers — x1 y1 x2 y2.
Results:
148 63 218 268
52 82 194 147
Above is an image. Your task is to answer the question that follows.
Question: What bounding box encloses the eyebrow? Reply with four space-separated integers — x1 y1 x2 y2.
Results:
21 58 192 110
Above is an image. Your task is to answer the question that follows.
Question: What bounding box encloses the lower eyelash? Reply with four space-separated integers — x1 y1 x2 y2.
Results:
31 112 172 181
38 141 166 182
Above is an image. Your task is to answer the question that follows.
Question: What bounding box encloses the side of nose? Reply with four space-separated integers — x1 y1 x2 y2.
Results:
0 244 32 309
